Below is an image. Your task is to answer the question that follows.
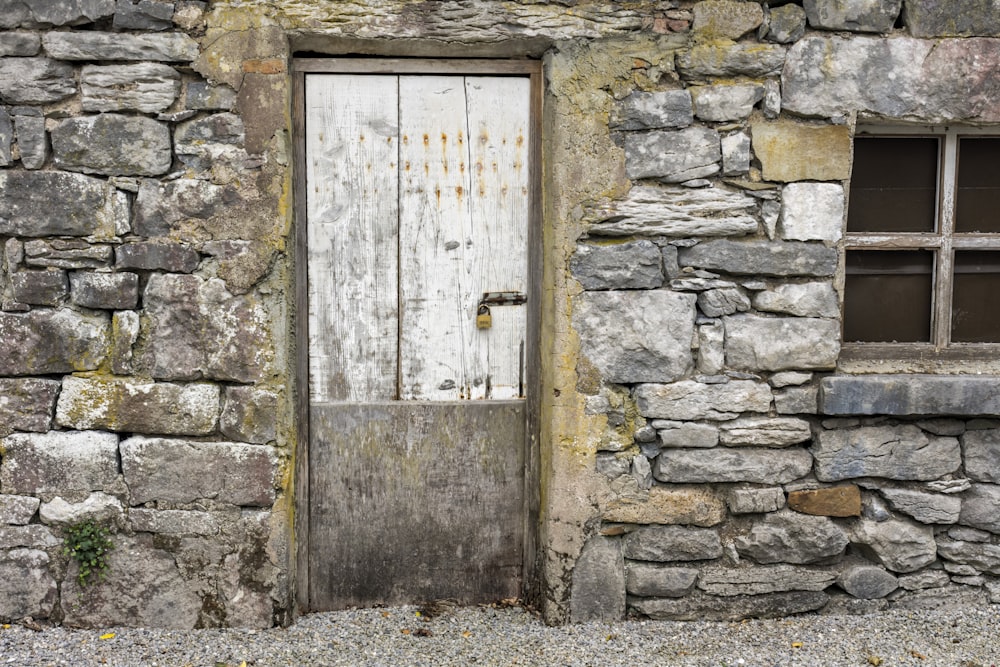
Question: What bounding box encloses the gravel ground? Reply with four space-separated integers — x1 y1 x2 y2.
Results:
2 604 999 667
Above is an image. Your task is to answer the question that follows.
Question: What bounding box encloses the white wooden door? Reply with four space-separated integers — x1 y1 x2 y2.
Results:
303 69 533 609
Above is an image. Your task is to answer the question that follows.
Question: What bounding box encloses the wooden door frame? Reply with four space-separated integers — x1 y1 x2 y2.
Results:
292 58 543 613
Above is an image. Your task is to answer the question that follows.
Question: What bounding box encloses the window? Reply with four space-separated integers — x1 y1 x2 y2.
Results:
842 128 1000 366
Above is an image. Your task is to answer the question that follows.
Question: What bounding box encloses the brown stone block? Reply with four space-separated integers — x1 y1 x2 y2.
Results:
787 485 861 517
242 58 285 74
603 485 726 526
751 120 852 182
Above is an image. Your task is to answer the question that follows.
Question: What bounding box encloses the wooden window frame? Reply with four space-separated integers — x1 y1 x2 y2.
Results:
840 126 1000 368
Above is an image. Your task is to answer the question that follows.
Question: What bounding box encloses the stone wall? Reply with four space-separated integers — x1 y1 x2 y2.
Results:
0 0 292 628
569 0 1000 622
4 0 1000 628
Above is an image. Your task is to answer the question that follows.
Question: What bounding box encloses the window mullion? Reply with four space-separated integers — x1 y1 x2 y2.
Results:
934 131 959 349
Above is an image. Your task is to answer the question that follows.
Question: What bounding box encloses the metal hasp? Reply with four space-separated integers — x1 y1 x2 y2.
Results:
481 291 527 306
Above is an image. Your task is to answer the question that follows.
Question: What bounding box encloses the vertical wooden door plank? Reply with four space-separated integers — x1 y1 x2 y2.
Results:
398 76 476 400
306 74 400 401
465 76 531 399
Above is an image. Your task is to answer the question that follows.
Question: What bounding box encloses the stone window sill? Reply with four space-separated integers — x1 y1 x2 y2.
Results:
820 374 1000 417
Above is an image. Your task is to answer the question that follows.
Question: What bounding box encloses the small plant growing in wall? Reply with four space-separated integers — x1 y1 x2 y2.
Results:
62 520 114 587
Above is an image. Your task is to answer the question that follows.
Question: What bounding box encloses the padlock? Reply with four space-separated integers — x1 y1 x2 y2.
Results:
476 303 493 329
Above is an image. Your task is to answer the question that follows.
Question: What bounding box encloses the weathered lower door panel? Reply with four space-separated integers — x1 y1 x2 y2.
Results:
308 401 524 609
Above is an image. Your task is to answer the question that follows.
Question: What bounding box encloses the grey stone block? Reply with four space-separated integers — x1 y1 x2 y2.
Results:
698 564 836 596
575 290 695 384
39 492 123 526
0 494 40 524
765 3 807 43
1 0 114 26
654 447 813 485
81 63 180 113
23 239 114 270
779 183 845 242
959 484 1000 534
938 539 1000 575
631 590 827 621
220 386 279 445
0 378 59 436
0 549 56 621
0 107 10 165
812 425 960 482
0 525 59 548
691 83 763 122
129 509 222 536
113 0 175 30
656 420 719 448
0 171 124 237
890 585 990 611
752 282 839 318
60 537 202 629
679 240 838 277
69 271 139 309
0 32 41 56
904 0 1000 36
571 241 663 290
116 241 200 273
56 375 219 436
963 429 1000 483
880 487 961 524
134 178 238 237
586 184 758 238
804 0 902 32
637 380 773 421
52 114 172 176
624 127 720 183
837 565 898 599
774 386 820 415
174 112 245 171
697 321 725 375
622 525 723 562
0 430 119 496
784 36 1000 123
724 314 840 372
721 131 750 175
848 518 937 573
186 82 237 111
0 57 75 104
11 270 68 306
121 436 278 506
610 90 692 130
728 487 786 514
677 43 786 78
140 274 273 383
13 110 46 170
0 309 109 375
569 536 625 622
697 287 749 317
626 564 697 597
692 0 763 39
42 31 198 61
735 510 848 564
719 417 812 447
820 375 1000 416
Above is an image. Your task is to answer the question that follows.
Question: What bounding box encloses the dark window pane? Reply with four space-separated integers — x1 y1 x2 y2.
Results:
844 250 933 343
956 138 1000 233
952 251 1000 342
847 137 939 233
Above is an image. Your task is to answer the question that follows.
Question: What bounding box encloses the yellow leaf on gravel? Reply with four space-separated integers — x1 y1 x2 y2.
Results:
462 631 472 638
867 657 882 666
99 633 115 640
791 642 803 648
